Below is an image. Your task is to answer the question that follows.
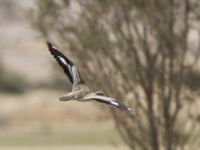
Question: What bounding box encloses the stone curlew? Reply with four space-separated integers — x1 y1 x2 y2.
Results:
47 42 132 112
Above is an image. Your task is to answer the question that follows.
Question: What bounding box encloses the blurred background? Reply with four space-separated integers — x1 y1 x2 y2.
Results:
0 0 200 150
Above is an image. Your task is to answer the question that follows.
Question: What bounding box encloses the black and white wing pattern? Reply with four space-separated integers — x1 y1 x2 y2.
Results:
47 42 85 86
84 95 132 112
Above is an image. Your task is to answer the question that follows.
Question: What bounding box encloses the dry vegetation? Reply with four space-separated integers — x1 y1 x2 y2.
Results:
0 90 123 147
0 1 123 149
33 0 200 150
0 146 128 150
0 0 200 150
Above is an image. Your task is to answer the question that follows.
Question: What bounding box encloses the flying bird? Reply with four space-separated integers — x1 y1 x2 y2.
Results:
47 42 132 112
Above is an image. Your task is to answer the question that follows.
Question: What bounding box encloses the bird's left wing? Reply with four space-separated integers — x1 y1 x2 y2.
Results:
84 95 132 112
47 42 85 86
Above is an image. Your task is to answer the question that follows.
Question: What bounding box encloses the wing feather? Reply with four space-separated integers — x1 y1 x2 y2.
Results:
47 42 85 86
84 95 132 111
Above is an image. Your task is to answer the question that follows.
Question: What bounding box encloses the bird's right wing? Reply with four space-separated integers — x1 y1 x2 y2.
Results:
84 95 132 112
47 42 85 86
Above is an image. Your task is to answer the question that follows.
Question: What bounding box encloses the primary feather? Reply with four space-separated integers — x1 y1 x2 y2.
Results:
47 42 85 86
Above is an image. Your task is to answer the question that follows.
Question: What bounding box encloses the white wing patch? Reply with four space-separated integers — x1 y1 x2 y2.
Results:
128 108 132 111
58 56 73 76
57 56 80 84
110 100 118 106
52 45 58 50
58 56 68 65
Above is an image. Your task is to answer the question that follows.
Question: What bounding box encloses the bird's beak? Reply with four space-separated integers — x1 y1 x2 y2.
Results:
59 95 72 101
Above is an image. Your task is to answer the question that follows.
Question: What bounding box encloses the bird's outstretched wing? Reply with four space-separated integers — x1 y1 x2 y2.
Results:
47 42 85 86
84 95 132 112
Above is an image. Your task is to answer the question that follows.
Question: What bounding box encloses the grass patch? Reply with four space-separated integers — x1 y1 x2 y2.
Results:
0 122 123 146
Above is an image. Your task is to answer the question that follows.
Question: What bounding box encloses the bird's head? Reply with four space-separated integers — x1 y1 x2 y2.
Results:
94 90 105 96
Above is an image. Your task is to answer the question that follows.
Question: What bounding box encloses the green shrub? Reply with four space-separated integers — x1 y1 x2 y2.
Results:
183 70 200 91
0 65 28 94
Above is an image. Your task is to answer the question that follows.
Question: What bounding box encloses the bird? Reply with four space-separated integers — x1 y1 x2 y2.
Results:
47 42 132 112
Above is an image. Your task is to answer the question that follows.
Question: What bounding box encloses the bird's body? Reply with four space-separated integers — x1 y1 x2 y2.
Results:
47 42 132 112
60 84 91 101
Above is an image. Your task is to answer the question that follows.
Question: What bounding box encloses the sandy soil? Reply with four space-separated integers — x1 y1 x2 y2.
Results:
0 146 128 150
